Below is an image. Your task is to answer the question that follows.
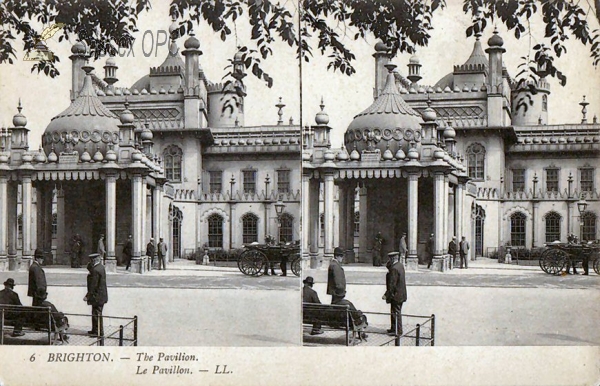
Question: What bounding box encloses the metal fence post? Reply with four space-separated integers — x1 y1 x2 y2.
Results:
48 309 52 345
395 312 401 346
119 325 124 346
1 308 4 345
345 309 350 346
133 316 138 346
431 314 435 346
415 324 421 347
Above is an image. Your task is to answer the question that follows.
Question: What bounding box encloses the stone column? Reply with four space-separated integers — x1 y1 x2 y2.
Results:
105 173 117 272
454 183 464 240
308 179 320 268
230 203 237 249
567 200 574 236
301 173 310 266
345 183 356 263
131 174 144 273
442 175 449 254
532 201 539 248
141 178 147 249
0 174 8 270
406 173 419 270
337 182 347 250
7 182 18 270
323 172 335 262
21 174 33 268
358 184 368 262
55 187 65 265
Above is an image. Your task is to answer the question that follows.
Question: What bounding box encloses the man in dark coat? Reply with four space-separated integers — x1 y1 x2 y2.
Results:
426 233 435 269
35 288 69 343
383 252 407 334
302 276 323 335
448 236 458 266
28 249 47 306
327 247 346 303
0 278 25 336
459 236 470 269
146 238 156 271
71 235 83 268
157 237 168 270
123 235 133 270
84 254 108 337
332 289 368 340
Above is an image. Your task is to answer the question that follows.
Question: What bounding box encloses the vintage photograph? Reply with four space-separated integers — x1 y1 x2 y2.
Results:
0 0 301 347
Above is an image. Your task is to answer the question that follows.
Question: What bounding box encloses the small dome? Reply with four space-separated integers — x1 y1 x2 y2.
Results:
93 150 104 162
444 125 456 139
168 17 179 36
71 41 87 55
488 29 504 47
105 57 116 66
421 105 437 122
323 149 336 161
382 146 393 160
22 153 33 163
407 146 419 160
47 147 58 163
141 126 153 141
120 101 135 124
409 55 420 64
105 147 117 162
184 34 200 49
80 147 91 162
337 145 349 161
315 97 329 125
433 147 445 160
350 147 360 161
374 41 389 53
131 149 143 162
394 148 406 160
12 100 27 127
34 147 46 163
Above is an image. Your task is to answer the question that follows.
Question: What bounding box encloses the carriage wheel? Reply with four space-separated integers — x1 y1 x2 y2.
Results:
291 255 301 277
540 249 567 275
238 250 267 276
593 255 600 275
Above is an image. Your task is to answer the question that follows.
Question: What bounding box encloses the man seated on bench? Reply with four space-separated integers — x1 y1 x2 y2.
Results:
302 276 323 335
0 278 25 337
332 289 368 339
34 288 69 343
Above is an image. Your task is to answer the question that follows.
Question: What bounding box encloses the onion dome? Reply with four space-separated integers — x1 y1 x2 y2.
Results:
374 40 389 53
488 28 504 47
323 149 336 161
120 100 135 124
350 145 360 161
106 57 116 66
131 148 143 162
168 16 179 37
382 144 393 160
407 146 419 160
21 153 33 163
337 145 349 161
34 147 46 163
42 65 120 156
315 97 329 125
80 146 91 162
47 146 58 162
105 146 117 162
12 99 27 127
345 63 422 156
141 125 153 141
71 41 87 55
421 99 437 122
433 147 445 160
184 31 200 50
443 123 456 139
409 55 420 64
394 148 406 160
93 148 104 162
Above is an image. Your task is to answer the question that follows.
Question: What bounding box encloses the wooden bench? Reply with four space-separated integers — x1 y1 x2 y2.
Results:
302 303 367 345
0 305 66 345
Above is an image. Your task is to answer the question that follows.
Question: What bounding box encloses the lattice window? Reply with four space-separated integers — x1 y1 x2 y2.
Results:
354 211 360 236
512 169 525 192
546 168 559 192
208 171 222 193
243 170 256 194
163 145 183 182
582 212 597 242
277 169 290 194
466 143 485 180
279 213 294 243
207 214 224 248
242 213 259 244
545 212 561 243
52 212 57 236
580 168 594 192
510 212 527 247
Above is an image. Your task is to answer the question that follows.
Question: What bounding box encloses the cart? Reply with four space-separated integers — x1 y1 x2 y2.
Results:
539 241 600 275
237 241 301 277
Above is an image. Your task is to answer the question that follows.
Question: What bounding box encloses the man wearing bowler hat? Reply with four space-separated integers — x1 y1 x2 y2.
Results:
327 247 346 303
383 252 407 334
302 276 323 335
0 278 25 336
84 253 108 338
28 249 47 306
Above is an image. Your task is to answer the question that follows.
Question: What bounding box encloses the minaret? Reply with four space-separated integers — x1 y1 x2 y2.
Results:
10 99 29 152
182 31 203 129
373 41 392 99
69 41 88 101
407 55 422 86
103 57 118 89
485 28 506 126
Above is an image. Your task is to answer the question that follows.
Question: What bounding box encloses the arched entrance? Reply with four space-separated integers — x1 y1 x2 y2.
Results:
473 204 485 257
170 204 183 259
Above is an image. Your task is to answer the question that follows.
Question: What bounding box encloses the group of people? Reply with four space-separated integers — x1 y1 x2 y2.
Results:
0 250 108 340
98 234 168 271
303 247 407 336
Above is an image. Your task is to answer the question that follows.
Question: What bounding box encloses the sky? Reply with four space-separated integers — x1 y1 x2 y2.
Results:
0 1 598 150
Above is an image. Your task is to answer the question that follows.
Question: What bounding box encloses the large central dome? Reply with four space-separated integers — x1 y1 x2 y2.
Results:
43 66 120 156
344 64 422 155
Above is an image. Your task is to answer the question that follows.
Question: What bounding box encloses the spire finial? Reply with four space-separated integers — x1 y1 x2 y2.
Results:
276 97 285 125
580 95 589 124
320 96 325 111
17 98 22 113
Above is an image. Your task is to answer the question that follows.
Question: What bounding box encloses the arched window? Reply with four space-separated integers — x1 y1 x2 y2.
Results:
354 211 360 236
242 213 259 244
510 212 527 247
17 214 23 239
581 212 597 242
52 212 58 236
466 143 485 180
545 212 561 243
207 214 224 248
279 213 294 243
542 95 548 112
163 145 183 182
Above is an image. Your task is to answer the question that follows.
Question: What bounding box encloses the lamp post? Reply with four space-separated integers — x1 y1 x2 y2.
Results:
577 197 588 242
274 198 286 243
229 174 236 198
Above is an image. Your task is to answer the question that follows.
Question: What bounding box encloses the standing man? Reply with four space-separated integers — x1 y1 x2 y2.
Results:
448 236 457 267
426 233 435 269
28 249 47 306
373 232 384 267
302 276 323 335
459 236 470 269
71 235 82 268
0 278 25 337
97 234 106 263
327 247 346 303
383 252 407 334
146 238 156 271
157 237 168 270
123 235 133 271
399 232 407 261
84 253 108 338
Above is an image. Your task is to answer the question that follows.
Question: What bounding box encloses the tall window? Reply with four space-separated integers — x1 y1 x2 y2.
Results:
17 214 23 239
243 170 256 194
52 212 58 236
546 168 559 192
581 212 597 242
545 212 561 243
163 145 183 182
279 213 294 243
542 95 548 111
354 211 360 236
208 171 222 193
466 143 485 180
580 168 594 192
512 169 525 192
207 214 224 248
277 169 290 194
510 212 527 247
242 213 259 244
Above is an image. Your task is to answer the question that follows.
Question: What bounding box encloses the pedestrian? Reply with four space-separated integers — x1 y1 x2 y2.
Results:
84 254 108 338
383 252 407 334
448 236 457 266
459 236 470 269
35 288 70 343
302 276 323 335
373 232 384 267
202 250 210 265
71 235 82 268
146 238 155 271
327 247 346 303
426 233 435 269
157 237 168 270
28 249 47 306
123 235 133 271
97 234 106 263
332 289 368 340
0 278 25 337
399 232 407 260
504 246 512 264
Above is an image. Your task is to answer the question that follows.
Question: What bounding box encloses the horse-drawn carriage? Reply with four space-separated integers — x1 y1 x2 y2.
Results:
539 241 600 275
237 241 301 277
